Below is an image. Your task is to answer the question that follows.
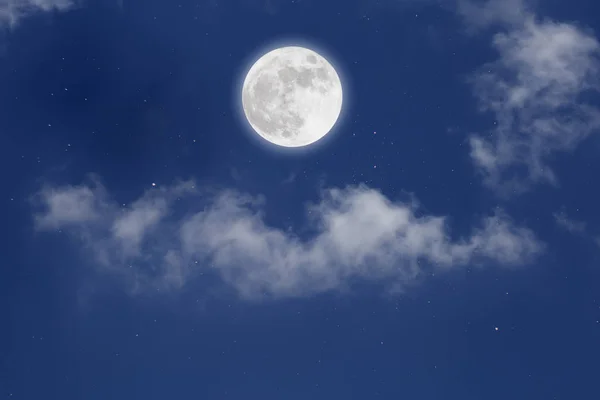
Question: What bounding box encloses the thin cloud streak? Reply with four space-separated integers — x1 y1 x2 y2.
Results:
32 179 543 299
457 0 531 31
553 211 587 234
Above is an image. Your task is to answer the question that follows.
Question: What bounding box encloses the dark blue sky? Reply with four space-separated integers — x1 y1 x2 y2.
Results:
2 0 600 398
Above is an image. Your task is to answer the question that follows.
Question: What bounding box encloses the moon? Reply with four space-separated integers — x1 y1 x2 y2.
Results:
241 46 343 148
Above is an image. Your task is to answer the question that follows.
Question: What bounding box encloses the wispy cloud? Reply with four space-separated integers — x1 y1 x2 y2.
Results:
553 211 587 234
551 210 600 248
458 0 531 31
32 178 543 299
281 172 296 185
460 0 600 195
0 0 75 28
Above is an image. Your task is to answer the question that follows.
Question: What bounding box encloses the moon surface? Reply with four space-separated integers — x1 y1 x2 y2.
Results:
241 46 343 147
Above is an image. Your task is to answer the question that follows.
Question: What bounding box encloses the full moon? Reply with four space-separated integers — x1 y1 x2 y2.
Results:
241 46 343 147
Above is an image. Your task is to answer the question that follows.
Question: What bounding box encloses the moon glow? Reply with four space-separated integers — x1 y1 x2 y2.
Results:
241 46 343 148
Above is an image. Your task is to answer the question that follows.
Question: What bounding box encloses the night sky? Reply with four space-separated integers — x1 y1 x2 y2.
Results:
2 0 600 398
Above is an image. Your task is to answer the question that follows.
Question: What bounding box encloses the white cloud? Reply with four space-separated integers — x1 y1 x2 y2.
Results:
0 0 75 28
32 178 543 299
461 0 600 194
